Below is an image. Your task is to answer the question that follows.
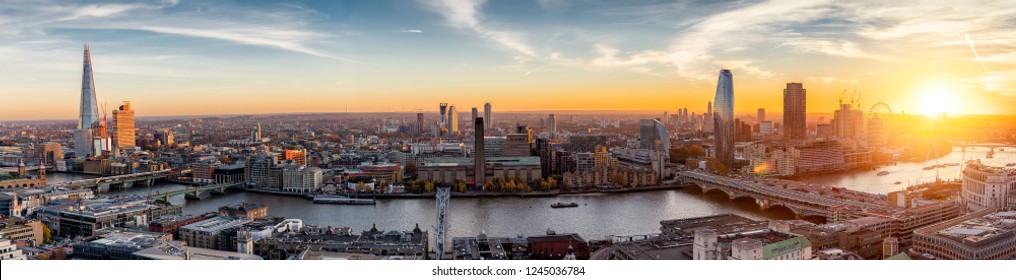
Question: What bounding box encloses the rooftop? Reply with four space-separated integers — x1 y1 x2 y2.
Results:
133 240 263 260
422 156 541 167
660 214 768 238
180 216 249 233
932 211 1016 247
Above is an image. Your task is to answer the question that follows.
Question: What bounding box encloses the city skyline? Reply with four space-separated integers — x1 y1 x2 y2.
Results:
3 0 1016 120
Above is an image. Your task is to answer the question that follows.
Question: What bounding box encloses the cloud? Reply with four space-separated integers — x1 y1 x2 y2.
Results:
965 33 990 71
423 0 537 57
0 1 343 60
398 29 424 33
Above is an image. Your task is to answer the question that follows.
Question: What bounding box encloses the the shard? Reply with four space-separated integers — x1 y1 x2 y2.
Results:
713 69 735 168
74 44 100 158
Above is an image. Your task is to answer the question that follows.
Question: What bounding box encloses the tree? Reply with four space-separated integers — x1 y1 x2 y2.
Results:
424 181 435 193
42 223 52 244
613 173 626 186
704 158 730 176
455 181 467 193
405 162 418 176
669 145 706 164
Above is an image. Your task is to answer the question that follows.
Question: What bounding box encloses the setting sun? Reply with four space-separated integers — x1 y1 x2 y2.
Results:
917 86 962 117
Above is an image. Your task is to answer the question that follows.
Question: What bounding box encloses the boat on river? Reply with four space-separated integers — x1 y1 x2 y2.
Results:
551 202 579 208
877 171 891 176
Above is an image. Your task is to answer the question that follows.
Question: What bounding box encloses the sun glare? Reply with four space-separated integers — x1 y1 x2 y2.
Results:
917 86 962 117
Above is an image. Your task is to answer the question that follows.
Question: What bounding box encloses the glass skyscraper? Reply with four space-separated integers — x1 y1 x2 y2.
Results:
74 44 100 158
713 69 735 168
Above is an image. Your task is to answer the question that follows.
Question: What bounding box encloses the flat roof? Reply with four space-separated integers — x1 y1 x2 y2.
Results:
932 211 1016 246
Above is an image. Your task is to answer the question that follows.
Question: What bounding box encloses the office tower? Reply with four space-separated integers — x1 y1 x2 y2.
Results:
783 83 807 141
757 108 765 123
471 107 479 130
160 130 175 146
707 101 712 117
548 113 557 139
639 119 670 157
250 122 262 143
416 113 425 136
663 111 670 126
74 45 101 158
474 117 485 187
112 101 135 149
447 105 459 133
713 69 735 168
484 102 492 130
439 103 449 131
834 103 864 140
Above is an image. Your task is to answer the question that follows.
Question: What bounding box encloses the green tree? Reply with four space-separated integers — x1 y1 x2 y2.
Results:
42 223 52 244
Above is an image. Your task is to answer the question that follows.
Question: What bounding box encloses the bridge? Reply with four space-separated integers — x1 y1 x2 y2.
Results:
677 171 898 221
50 169 186 190
147 182 244 202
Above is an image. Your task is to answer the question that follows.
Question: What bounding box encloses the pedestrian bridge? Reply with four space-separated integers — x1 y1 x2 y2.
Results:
677 171 897 220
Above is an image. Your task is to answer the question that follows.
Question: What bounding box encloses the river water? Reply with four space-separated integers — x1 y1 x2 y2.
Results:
44 145 1014 242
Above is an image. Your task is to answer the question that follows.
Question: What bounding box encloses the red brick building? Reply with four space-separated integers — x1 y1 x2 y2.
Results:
527 231 590 260
148 214 214 239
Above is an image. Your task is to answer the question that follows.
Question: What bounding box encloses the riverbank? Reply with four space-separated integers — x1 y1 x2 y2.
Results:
240 183 690 200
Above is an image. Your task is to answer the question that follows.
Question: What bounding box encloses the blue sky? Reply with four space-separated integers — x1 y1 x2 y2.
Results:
2 0 1015 119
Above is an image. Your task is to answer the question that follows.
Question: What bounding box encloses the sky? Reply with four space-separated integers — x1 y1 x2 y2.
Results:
2 0 1015 120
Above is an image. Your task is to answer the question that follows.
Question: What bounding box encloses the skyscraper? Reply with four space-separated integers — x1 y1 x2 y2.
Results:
474 117 485 187
439 103 449 133
783 83 807 141
483 102 492 130
74 45 101 158
639 119 670 157
416 112 425 136
250 122 262 143
447 105 458 133
547 114 557 139
757 108 765 123
471 107 479 129
713 69 735 168
113 101 135 149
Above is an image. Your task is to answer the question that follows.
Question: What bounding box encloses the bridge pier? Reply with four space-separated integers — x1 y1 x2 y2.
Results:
98 183 111 192
123 181 134 188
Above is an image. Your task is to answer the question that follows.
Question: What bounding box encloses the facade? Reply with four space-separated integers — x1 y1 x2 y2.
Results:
912 209 1016 260
179 216 250 250
484 102 492 130
37 142 64 166
867 116 887 148
693 229 812 260
961 161 1016 212
192 159 220 184
796 141 845 174
527 231 590 260
253 224 428 260
789 217 892 260
245 153 280 188
36 198 181 238
0 217 44 246
0 239 26 260
149 214 214 239
280 149 308 167
112 101 136 149
218 203 269 220
834 103 865 140
282 164 323 193
639 119 670 158
447 105 459 133
504 125 532 157
74 45 101 158
547 114 556 139
713 69 735 168
782 83 807 141
418 156 541 185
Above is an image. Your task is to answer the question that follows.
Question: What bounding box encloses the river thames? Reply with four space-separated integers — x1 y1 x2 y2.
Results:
46 145 1014 242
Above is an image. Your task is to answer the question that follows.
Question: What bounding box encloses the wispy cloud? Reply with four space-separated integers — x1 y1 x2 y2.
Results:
965 33 990 71
423 0 536 57
398 29 424 33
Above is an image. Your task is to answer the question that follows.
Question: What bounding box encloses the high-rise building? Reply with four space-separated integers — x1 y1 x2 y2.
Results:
483 102 492 130
547 114 557 139
757 108 766 123
471 107 479 130
416 113 425 136
112 101 135 149
439 103 449 126
639 119 669 157
447 105 459 133
250 122 262 143
74 45 101 158
783 83 806 141
713 69 735 168
834 103 864 140
505 125 532 157
474 117 485 187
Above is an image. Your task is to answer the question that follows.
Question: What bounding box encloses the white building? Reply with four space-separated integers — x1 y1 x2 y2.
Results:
282 164 323 194
961 161 1016 212
759 121 774 135
693 229 812 260
0 239 26 260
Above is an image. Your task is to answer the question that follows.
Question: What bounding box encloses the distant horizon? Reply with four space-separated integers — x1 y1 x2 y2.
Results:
4 110 1014 123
